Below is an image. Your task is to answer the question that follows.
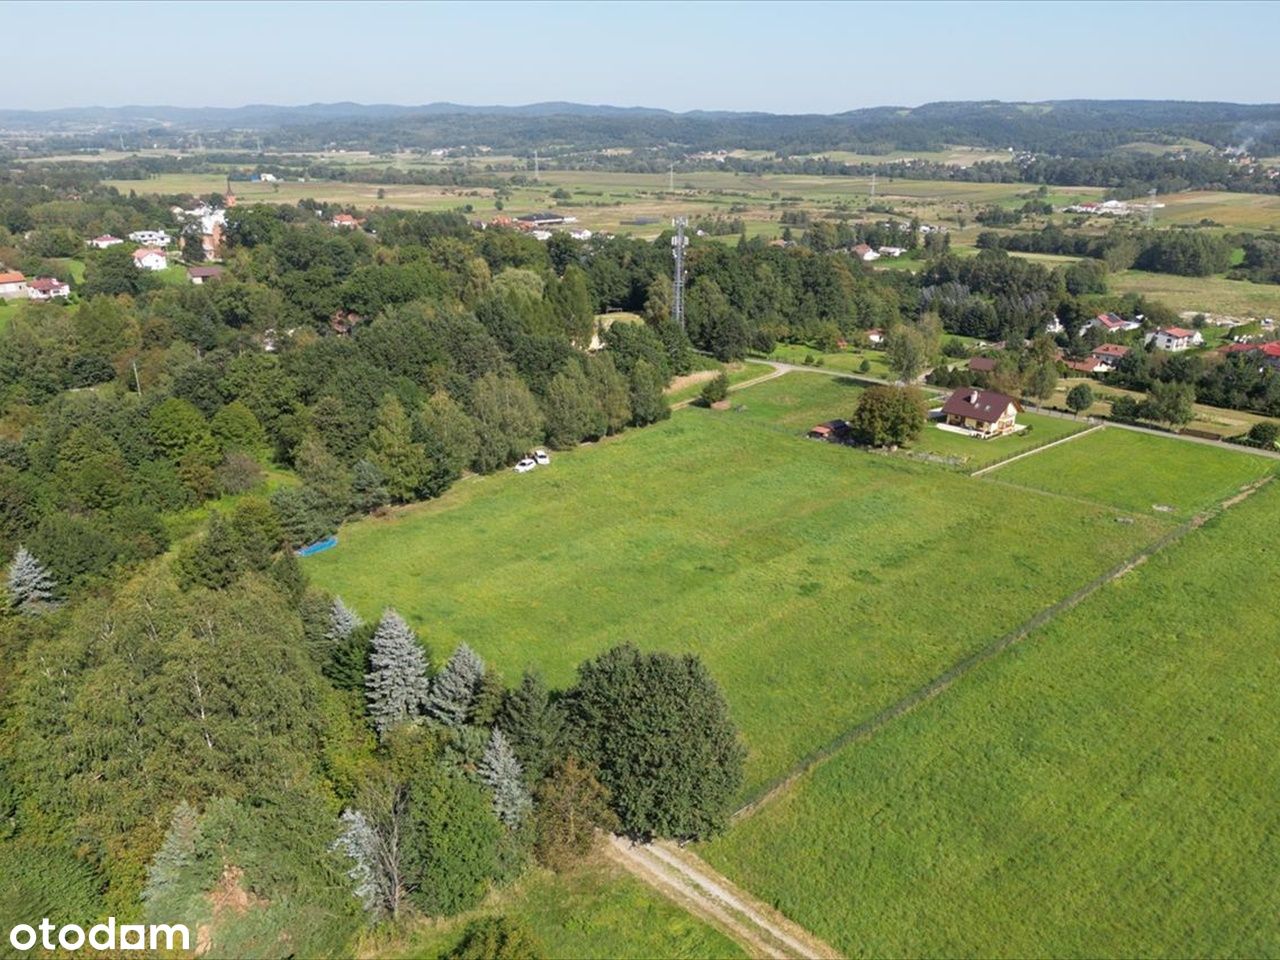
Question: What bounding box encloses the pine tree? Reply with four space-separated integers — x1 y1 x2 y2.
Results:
499 670 567 786
142 800 199 904
6 546 57 613
478 728 531 829
365 610 432 736
425 643 485 728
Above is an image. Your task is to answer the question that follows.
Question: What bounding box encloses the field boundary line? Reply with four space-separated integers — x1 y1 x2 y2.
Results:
732 474 1274 822
970 423 1104 477
604 834 843 959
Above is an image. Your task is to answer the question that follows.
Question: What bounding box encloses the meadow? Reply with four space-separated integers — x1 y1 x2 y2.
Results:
306 374 1168 792
1107 268 1280 319
378 856 742 959
987 426 1275 519
701 476 1280 958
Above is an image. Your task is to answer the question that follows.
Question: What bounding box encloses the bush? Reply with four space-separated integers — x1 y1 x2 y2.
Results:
858 359 871 373
699 371 730 405
446 916 544 960
1109 395 1142 422
216 452 265 495
1247 420 1279 449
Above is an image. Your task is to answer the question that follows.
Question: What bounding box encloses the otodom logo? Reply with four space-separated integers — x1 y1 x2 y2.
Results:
8 918 190 953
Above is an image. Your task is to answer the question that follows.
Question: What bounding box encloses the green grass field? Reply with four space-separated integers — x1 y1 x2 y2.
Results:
987 426 1274 519
306 374 1168 792
762 342 897 380
911 412 1089 469
378 857 743 959
701 477 1280 958
664 359 774 404
1108 269 1280 319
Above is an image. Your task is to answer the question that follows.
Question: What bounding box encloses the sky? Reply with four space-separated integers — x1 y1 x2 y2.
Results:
6 0 1279 113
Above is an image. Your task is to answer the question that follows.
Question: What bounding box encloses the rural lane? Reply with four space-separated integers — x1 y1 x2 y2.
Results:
605 834 842 960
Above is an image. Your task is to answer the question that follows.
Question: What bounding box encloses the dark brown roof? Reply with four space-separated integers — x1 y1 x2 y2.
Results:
941 388 1021 424
187 266 224 278
968 356 997 372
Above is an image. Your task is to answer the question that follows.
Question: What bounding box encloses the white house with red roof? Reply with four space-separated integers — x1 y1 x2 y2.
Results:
1145 326 1204 352
133 248 168 271
0 271 27 300
331 213 361 229
88 234 123 249
851 243 879 261
27 277 70 300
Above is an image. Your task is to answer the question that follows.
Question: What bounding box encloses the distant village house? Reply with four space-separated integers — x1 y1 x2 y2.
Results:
133 248 168 271
27 277 70 300
0 271 27 300
1145 326 1204 352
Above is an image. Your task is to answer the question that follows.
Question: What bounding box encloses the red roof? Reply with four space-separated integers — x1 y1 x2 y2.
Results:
133 247 165 259
941 388 1021 424
28 277 67 292
1065 357 1103 373
852 243 874 255
1222 341 1280 358
1159 326 1196 339
1091 343 1131 358
0 271 24 284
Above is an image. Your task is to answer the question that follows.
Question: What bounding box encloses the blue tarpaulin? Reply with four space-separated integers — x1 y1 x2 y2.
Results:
296 536 338 557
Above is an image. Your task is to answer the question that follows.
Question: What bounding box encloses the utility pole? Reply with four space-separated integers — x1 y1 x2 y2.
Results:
669 162 675 193
533 149 539 181
1146 188 1157 227
671 217 688 332
870 172 877 199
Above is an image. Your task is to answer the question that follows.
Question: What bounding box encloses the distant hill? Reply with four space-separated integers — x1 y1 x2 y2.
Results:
2 99 1278 158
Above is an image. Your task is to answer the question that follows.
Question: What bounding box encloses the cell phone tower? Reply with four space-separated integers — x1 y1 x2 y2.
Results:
672 217 688 332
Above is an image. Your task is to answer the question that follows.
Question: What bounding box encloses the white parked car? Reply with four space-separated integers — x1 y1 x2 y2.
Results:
514 458 537 473
533 449 551 466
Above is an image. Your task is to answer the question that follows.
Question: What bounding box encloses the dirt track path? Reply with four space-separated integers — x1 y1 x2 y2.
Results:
605 834 842 959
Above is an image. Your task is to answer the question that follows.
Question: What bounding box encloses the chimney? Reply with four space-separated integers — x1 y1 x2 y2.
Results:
968 390 980 404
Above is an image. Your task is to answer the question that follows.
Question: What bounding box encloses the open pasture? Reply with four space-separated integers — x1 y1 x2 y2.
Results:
1155 189 1280 229
306 374 1166 792
1108 268 1280 319
987 425 1275 518
702 477 1280 958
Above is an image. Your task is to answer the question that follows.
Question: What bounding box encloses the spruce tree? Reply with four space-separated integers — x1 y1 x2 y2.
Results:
331 808 386 914
478 728 531 829
327 597 363 647
142 800 199 905
425 643 485 728
6 546 57 613
365 610 432 736
499 670 567 786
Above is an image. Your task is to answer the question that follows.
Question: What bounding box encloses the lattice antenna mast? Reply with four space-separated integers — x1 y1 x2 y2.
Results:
671 217 688 332
533 149 539 181
1146 188 1156 227
669 162 675 193
870 172 877 199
